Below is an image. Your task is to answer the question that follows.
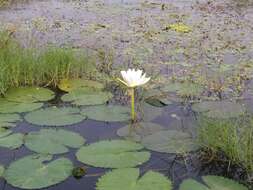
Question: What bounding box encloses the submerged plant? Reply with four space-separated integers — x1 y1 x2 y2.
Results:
118 69 150 122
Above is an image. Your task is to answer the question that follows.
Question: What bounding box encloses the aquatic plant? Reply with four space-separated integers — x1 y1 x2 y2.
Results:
96 168 172 190
165 23 192 33
81 105 130 122
141 130 198 154
0 165 4 177
24 107 86 126
180 175 248 190
0 129 23 149
118 69 150 122
197 116 253 173
24 129 85 154
4 155 73 189
0 31 97 94
0 114 21 128
76 140 150 168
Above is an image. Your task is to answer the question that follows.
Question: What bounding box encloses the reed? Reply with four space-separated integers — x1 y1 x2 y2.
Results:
0 31 97 94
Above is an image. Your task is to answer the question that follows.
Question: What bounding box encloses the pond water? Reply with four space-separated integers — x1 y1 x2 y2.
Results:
0 85 203 190
0 0 253 190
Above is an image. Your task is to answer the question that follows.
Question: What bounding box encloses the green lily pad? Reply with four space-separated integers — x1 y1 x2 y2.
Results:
117 122 165 142
4 155 73 189
25 129 85 154
96 168 172 190
145 97 171 107
81 105 130 122
192 101 245 119
0 114 21 128
0 165 4 177
140 102 163 121
161 82 204 98
76 140 150 168
25 107 86 126
166 23 191 33
0 99 43 113
61 89 113 106
179 176 248 190
141 130 198 154
58 79 104 92
0 128 12 138
0 132 23 149
5 87 55 103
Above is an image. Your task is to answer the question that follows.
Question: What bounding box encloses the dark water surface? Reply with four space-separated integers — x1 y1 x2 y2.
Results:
0 95 200 190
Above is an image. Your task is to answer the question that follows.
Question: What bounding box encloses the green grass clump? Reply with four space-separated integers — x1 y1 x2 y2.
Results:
0 31 98 94
197 116 253 172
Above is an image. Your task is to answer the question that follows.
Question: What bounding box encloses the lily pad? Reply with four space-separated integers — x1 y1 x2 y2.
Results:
141 130 198 154
0 114 21 128
0 128 12 138
61 89 113 106
58 79 104 92
166 23 191 33
96 168 172 190
140 102 163 121
4 155 73 189
117 122 165 142
179 176 248 190
192 101 245 119
81 105 130 122
0 132 23 149
145 97 171 107
161 82 204 98
76 140 150 168
25 107 86 126
5 87 55 103
0 165 4 177
0 99 43 113
25 129 85 154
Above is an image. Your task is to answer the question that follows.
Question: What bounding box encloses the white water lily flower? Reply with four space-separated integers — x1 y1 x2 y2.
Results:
118 69 150 88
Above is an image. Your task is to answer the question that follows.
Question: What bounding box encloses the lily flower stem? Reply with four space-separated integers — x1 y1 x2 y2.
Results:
130 88 135 122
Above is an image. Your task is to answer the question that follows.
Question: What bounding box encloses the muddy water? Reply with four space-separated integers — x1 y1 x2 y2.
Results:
1 0 253 73
0 0 253 189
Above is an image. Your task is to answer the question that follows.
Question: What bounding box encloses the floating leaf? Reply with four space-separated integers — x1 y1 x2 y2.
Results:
5 87 55 103
5 155 73 189
61 89 113 106
161 82 204 98
0 128 12 138
192 101 245 119
140 102 163 121
141 89 163 99
0 114 21 128
81 105 130 122
96 168 172 190
166 23 191 33
141 130 198 154
76 140 150 168
25 107 86 126
58 79 104 92
145 97 171 107
0 165 4 177
179 176 248 190
0 99 43 114
25 129 85 154
0 132 23 149
117 122 165 142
